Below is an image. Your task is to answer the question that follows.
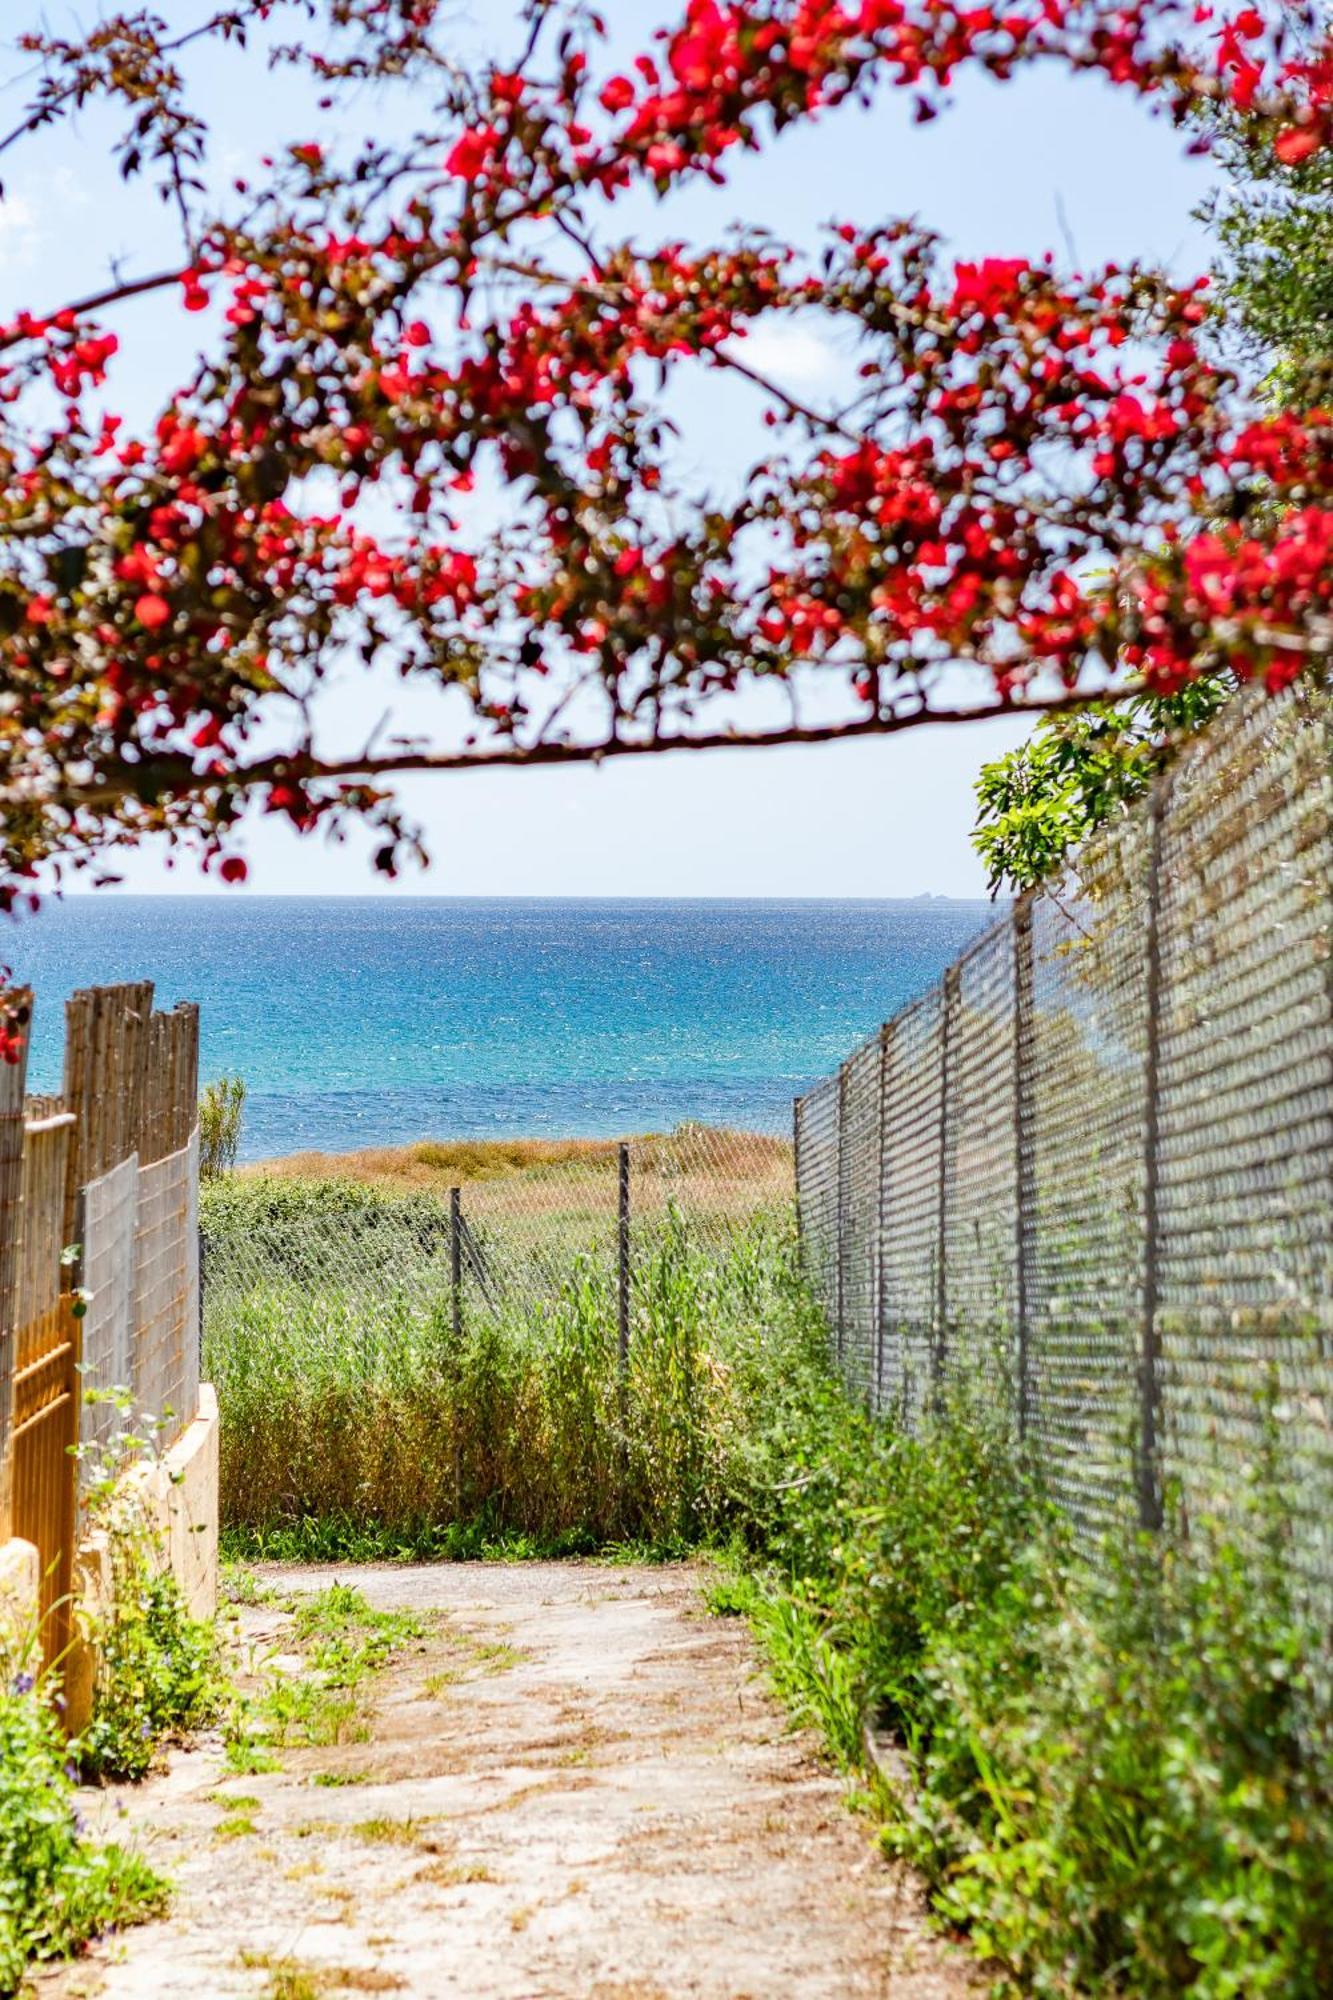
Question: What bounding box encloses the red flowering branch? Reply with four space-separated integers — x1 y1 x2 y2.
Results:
0 0 1330 903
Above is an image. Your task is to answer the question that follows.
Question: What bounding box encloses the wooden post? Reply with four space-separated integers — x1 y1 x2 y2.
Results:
0 990 32 1538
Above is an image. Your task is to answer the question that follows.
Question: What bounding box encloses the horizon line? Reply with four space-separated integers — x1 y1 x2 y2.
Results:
47 889 1004 905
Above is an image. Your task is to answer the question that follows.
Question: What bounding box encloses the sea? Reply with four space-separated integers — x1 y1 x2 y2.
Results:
6 898 1000 1161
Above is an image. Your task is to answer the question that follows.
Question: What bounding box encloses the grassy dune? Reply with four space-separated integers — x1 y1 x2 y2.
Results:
245 1135 626 1190
244 1127 794 1248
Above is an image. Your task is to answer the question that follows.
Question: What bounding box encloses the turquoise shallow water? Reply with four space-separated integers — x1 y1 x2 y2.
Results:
7 897 999 1160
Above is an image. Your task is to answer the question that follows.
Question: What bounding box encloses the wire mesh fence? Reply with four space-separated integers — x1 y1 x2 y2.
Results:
200 1122 796 1400
796 683 1333 1596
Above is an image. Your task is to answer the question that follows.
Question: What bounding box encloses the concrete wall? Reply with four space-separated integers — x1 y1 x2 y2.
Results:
0 1383 220 1732
0 1534 39 1657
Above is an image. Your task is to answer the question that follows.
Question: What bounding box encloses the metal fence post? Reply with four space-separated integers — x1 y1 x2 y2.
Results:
1137 775 1169 1533
791 1098 804 1278
1013 897 1035 1442
934 966 960 1399
836 1063 849 1370
617 1141 631 1376
874 1022 891 1416
450 1186 462 1343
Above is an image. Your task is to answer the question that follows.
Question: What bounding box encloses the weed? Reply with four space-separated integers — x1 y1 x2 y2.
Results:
416 1859 497 1888
311 1770 370 1788
253 1586 426 1752
222 1563 279 1607
245 1958 404 1998
224 1729 282 1776
263 1966 323 2000
0 1647 169 1992
702 1574 756 1619
76 1527 222 1784
350 1816 439 1847
728 1372 1333 2000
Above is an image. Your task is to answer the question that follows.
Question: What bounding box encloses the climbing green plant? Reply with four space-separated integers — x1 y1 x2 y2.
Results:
75 1410 224 1783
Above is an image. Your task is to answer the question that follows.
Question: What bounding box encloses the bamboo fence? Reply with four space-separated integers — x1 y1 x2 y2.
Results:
0 982 201 1667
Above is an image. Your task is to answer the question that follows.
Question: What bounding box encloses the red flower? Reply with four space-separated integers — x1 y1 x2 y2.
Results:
445 124 501 181
134 592 172 630
159 424 207 476
219 855 248 884
1274 124 1321 165
600 76 637 113
949 258 1031 317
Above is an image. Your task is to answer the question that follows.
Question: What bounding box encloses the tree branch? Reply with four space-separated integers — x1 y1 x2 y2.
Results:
45 682 1139 812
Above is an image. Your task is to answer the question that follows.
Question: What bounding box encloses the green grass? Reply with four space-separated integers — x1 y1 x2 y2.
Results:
206 1192 809 1553
256 1587 427 1753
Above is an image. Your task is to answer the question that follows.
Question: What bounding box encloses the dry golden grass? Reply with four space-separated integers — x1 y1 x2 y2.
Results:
246 1128 792 1199
238 1129 794 1266
245 1136 625 1190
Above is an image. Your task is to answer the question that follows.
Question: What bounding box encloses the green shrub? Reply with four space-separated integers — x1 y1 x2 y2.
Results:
78 1564 222 1784
727 1369 1333 2000
907 1528 1333 1998
199 1074 246 1180
0 1661 167 1993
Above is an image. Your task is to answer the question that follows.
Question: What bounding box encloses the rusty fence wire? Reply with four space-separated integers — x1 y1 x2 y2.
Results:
796 685 1333 1594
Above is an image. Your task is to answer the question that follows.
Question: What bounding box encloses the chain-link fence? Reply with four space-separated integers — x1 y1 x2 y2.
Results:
796 684 1333 1595
200 1121 795 1395
77 1127 201 1474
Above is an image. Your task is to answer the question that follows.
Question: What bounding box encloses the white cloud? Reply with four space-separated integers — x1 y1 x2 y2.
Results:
0 191 40 267
0 171 87 276
722 319 842 388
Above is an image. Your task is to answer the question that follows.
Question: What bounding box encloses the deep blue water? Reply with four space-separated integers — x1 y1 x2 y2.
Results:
6 898 1000 1160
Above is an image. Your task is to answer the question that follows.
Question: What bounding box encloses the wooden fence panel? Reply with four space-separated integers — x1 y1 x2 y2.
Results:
10 1111 79 1668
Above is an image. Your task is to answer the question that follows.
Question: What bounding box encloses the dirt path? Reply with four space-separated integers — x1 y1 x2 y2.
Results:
38 1562 975 2000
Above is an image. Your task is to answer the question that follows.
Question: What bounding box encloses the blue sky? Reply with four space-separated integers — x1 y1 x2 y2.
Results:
0 4 1220 897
